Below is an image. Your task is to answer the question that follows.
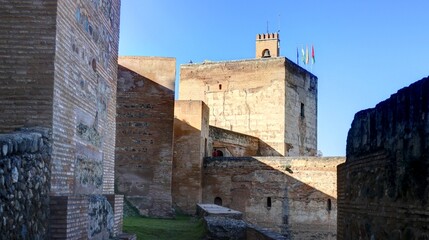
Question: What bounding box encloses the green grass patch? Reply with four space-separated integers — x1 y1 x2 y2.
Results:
123 215 206 240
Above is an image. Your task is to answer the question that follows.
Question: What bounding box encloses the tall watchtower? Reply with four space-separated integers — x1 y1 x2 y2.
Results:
256 33 280 58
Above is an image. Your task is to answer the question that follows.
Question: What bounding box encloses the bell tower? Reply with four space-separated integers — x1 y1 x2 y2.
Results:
256 33 280 58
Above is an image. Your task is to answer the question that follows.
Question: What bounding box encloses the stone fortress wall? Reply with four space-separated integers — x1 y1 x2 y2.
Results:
2 1 428 239
179 57 317 156
203 156 344 239
113 32 341 239
337 77 429 239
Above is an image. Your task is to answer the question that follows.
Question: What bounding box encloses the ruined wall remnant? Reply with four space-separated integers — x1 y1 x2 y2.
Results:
179 57 317 156
338 77 429 240
0 0 123 238
116 56 176 217
203 156 345 239
49 194 123 239
172 100 210 214
209 126 260 157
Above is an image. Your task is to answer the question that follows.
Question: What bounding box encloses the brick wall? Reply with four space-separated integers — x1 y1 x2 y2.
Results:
203 156 345 239
337 77 429 239
0 1 57 132
172 100 209 214
116 56 175 217
107 194 124 235
51 0 120 196
49 196 88 239
179 57 317 156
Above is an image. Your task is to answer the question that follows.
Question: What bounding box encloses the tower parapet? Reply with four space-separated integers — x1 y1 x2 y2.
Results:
256 33 280 58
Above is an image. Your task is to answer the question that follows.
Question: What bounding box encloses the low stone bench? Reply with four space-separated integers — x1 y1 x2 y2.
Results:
197 203 243 220
197 204 289 240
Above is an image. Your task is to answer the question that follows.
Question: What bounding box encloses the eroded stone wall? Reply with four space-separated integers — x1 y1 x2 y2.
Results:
338 77 429 240
179 57 317 156
172 100 210 214
203 156 344 239
116 57 176 217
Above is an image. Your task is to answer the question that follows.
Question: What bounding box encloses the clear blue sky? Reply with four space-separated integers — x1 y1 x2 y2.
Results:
119 1 429 157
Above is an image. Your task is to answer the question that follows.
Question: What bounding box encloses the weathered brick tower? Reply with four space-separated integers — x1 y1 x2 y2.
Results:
0 1 123 239
179 33 317 156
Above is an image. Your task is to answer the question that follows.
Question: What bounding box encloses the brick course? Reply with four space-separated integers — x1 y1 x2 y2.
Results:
0 1 57 132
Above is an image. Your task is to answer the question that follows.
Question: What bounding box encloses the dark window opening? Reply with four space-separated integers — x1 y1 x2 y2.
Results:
267 197 272 208
219 84 222 90
327 199 332 211
300 103 305 117
91 58 97 72
214 197 222 206
204 138 208 157
212 149 224 157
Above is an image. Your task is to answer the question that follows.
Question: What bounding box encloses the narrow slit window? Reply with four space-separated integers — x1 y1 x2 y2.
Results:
219 84 222 90
300 103 305 117
327 199 332 211
204 138 208 157
267 197 272 208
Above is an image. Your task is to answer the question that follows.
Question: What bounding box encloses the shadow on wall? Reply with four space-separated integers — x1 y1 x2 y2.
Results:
115 64 175 218
209 126 283 157
202 156 341 239
172 117 206 214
